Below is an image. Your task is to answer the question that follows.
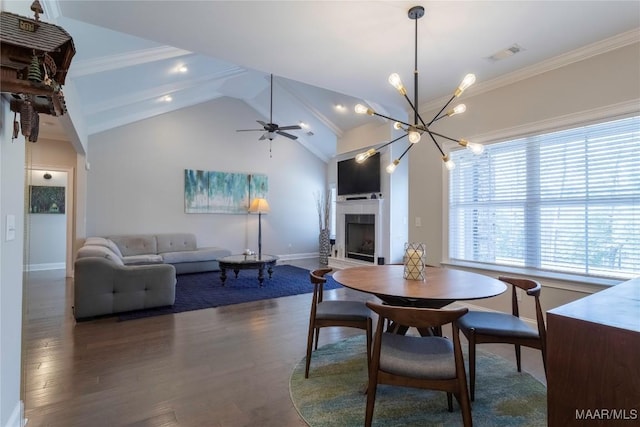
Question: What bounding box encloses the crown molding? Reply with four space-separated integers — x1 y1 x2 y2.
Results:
68 46 193 77
41 0 61 20
421 28 640 113
276 79 344 138
84 66 245 115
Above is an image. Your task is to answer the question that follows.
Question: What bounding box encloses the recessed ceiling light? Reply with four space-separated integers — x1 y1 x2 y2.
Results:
299 121 309 129
162 95 173 102
178 65 188 73
335 104 346 111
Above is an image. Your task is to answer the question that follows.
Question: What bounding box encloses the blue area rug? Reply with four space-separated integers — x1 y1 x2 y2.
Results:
118 264 341 321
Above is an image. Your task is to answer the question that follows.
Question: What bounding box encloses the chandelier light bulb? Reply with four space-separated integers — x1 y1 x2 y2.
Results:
355 104 373 115
386 159 400 174
388 73 407 95
458 139 485 155
393 121 404 130
408 130 421 143
447 104 467 117
355 148 376 163
467 141 485 155
454 74 476 97
443 155 456 171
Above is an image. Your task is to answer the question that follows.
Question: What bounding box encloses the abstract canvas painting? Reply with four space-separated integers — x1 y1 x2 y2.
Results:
184 169 268 214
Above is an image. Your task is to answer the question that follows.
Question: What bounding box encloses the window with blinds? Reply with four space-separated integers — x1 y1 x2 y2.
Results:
449 115 640 281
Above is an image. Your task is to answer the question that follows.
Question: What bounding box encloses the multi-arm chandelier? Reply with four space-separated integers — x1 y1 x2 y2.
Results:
354 5 484 173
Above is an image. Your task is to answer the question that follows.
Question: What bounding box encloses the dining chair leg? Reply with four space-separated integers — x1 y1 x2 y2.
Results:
468 331 477 401
364 372 379 427
515 344 522 372
304 324 315 378
314 329 320 350
447 392 453 412
457 389 473 427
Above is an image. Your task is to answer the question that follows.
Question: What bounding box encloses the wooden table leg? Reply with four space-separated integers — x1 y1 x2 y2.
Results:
258 267 265 287
220 267 227 286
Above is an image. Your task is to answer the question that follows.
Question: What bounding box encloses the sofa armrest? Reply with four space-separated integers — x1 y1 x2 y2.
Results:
74 257 176 319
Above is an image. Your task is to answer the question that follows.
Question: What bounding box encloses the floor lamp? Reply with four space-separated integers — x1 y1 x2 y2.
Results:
248 198 270 259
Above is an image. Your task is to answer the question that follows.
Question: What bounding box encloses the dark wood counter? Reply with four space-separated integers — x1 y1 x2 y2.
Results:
546 277 640 426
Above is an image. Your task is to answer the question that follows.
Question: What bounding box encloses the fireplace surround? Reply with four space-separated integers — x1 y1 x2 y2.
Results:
345 214 375 262
331 199 386 268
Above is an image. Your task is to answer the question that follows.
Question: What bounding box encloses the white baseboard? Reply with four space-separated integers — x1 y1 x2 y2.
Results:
23 262 65 272
276 252 317 262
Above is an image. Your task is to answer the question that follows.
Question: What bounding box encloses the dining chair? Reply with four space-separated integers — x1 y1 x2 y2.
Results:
456 276 547 401
365 301 472 427
305 268 373 378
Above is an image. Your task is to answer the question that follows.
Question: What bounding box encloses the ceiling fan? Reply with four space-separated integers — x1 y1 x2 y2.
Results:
236 74 301 141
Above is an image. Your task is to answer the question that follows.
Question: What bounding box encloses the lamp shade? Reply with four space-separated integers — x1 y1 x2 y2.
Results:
249 198 270 214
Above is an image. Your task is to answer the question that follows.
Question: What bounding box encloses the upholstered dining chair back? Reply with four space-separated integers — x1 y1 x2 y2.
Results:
305 268 373 378
365 302 472 427
456 275 547 401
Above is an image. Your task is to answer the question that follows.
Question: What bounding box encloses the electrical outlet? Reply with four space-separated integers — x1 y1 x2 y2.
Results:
415 217 422 227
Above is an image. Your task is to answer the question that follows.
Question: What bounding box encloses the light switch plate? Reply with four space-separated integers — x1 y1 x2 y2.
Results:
6 214 16 241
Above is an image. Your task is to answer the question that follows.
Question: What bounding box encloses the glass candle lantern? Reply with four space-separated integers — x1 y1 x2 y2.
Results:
403 242 426 281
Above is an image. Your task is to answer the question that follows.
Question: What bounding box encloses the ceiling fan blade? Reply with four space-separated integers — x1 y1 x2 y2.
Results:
258 133 267 141
236 129 264 132
256 120 267 127
278 125 302 131
277 130 298 140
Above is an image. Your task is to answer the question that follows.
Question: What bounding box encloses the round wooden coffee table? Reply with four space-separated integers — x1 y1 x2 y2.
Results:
218 254 279 287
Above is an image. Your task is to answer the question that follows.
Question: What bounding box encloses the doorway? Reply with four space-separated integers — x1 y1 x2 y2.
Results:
25 168 74 277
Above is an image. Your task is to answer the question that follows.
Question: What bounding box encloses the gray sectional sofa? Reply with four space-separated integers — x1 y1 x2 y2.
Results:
73 233 231 320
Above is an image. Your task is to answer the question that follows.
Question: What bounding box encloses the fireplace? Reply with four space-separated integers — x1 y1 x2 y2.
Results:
345 214 375 262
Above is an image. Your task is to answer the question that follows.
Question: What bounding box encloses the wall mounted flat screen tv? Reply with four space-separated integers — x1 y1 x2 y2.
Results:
337 152 381 196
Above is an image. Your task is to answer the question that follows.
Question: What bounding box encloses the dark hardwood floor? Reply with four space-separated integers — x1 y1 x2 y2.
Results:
22 259 546 427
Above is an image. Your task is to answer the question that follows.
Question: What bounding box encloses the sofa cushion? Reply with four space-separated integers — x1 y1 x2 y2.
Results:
122 254 164 265
76 245 124 266
109 235 158 257
156 233 198 253
161 247 231 264
85 237 123 258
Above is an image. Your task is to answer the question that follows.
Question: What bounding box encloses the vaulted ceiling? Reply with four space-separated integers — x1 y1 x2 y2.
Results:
4 1 639 161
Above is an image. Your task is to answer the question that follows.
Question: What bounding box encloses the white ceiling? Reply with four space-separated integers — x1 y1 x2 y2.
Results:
4 1 640 161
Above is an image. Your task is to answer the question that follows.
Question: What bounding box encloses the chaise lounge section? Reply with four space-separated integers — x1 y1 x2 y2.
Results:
74 255 176 320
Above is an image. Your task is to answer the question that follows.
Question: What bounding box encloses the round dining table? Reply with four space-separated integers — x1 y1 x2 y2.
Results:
332 264 507 309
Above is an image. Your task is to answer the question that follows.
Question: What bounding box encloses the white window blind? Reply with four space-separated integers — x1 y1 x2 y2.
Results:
449 115 640 281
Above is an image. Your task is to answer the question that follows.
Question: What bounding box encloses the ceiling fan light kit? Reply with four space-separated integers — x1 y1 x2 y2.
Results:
354 5 485 173
236 74 302 142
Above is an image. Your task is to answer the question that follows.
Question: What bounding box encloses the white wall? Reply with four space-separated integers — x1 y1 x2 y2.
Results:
86 97 328 257
0 99 26 427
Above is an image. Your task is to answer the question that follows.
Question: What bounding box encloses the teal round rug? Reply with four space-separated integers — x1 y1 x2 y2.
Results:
290 335 547 426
